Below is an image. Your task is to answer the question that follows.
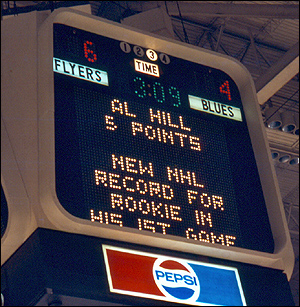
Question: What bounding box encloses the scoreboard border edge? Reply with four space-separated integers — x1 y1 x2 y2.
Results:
37 7 294 278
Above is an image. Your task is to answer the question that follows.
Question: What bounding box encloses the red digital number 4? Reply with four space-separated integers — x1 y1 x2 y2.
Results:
219 80 231 101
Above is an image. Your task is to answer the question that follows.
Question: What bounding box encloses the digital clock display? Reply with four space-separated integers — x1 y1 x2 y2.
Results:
53 23 274 252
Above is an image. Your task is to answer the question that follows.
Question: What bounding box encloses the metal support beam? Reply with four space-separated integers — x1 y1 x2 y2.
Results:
215 19 227 52
121 6 175 38
127 2 299 19
248 28 263 75
255 42 299 105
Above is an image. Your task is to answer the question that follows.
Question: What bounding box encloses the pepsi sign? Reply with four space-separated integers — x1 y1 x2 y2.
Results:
153 258 200 303
102 245 246 306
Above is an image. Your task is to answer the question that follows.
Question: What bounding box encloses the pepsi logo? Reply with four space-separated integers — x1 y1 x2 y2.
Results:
153 257 200 303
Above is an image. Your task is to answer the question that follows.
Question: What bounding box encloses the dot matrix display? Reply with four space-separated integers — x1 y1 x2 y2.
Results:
53 23 274 253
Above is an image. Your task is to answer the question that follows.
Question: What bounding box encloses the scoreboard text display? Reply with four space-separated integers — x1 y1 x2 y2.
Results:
38 9 293 273
53 23 272 252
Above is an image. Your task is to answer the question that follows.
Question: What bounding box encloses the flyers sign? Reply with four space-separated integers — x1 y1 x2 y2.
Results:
102 245 246 306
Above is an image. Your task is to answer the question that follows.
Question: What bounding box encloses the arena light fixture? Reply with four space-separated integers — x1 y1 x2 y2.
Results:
281 111 296 133
271 150 279 160
289 156 299 165
293 113 299 135
265 106 282 129
278 154 291 163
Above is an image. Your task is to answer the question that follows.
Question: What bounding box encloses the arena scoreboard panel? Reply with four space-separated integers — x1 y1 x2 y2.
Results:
38 9 293 269
52 23 274 252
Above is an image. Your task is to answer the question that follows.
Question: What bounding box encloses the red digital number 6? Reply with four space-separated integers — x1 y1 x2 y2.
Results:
84 40 97 62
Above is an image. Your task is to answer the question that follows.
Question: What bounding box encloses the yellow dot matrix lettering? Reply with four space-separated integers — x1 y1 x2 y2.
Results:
95 170 107 186
111 193 123 210
179 116 191 131
174 132 187 147
111 99 123 114
145 125 156 140
132 122 143 135
105 115 117 130
126 161 136 174
90 210 123 227
156 127 162 141
195 210 213 227
110 213 123 227
162 184 174 200
111 154 125 170
108 173 121 189
161 111 168 126
123 101 136 117
90 209 103 223
149 108 161 124
185 228 236 247
199 230 210 243
187 190 198 204
125 196 137 212
162 129 174 144
136 179 147 194
138 218 142 230
225 235 236 246
123 176 135 192
139 160 154 177
212 195 224 211
170 205 182 221
164 204 170 219
192 172 204 188
149 181 160 196
167 167 180 183
139 199 151 214
189 136 201 151
179 169 192 185
157 222 170 234
200 193 211 208
144 219 155 232
167 112 179 128
186 228 198 240
125 157 138 173
151 202 164 218
210 233 225 245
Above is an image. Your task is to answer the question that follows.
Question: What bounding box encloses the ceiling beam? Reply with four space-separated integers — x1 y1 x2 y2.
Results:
127 2 299 19
121 7 175 38
255 42 299 105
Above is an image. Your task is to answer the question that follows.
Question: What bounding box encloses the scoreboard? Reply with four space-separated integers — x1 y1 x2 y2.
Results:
52 23 273 252
36 8 293 275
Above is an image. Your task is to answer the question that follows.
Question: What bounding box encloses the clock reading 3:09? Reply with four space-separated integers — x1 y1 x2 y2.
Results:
53 23 274 253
